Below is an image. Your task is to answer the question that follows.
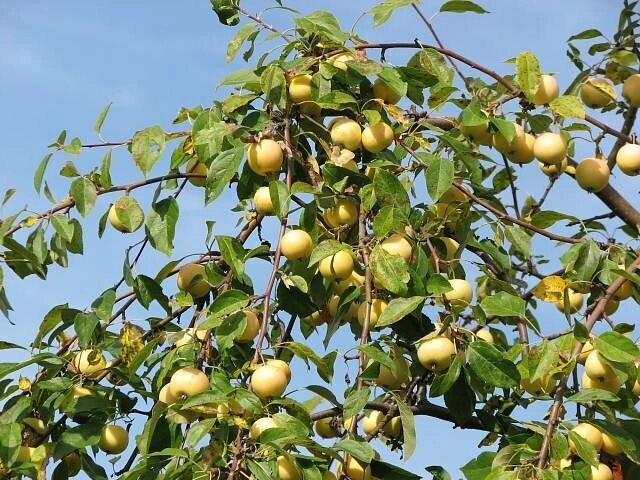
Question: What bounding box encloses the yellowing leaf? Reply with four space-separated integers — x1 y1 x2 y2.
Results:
531 275 566 302
382 103 407 125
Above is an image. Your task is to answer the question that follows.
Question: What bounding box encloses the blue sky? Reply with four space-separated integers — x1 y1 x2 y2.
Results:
0 1 632 479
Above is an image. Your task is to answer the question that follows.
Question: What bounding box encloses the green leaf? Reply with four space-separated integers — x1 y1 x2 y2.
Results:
93 101 112 134
566 388 620 403
376 296 424 327
134 275 169 311
334 438 374 464
368 0 415 28
52 422 103 460
461 452 496 480
99 149 112 188
51 215 75 242
216 236 247 279
480 292 525 317
308 240 348 266
74 312 100 348
440 1 489 14
568 430 599 467
426 156 454 202
373 168 410 209
342 387 371 421
550 95 585 119
205 147 244 205
63 137 82 155
392 394 416 459
516 51 541 99
69 177 97 217
293 11 349 43
131 125 166 177
34 153 53 193
566 240 600 284
370 245 410 296
145 197 179 256
200 290 250 329
429 355 462 397
594 331 640 363
504 225 531 258
112 195 145 233
425 466 452 480
261 64 287 110
466 341 520 388
491 118 516 144
530 210 578 228
91 289 116 322
269 180 290 220
569 29 603 41
0 423 21 466
222 93 259 114
226 24 255 63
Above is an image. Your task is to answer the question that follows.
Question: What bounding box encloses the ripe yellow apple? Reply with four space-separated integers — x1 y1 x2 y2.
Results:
322 471 337 480
493 123 527 155
539 157 567 176
475 328 494 343
580 78 617 108
249 416 277 440
169 367 210 398
108 203 143 233
443 278 473 307
266 359 292 383
357 298 388 328
253 186 275 215
604 298 619 315
72 350 107 378
585 351 617 381
327 295 359 321
601 431 623 455
280 229 313 260
324 199 358 227
558 457 572 470
575 157 610 192
460 121 494 146
332 271 365 295
330 117 362 150
251 364 288 399
506 132 535 164
569 422 603 453
439 184 469 204
288 74 312 103
554 289 583 313
327 52 355 71
177 263 211 298
622 73 640 107
314 417 341 438
362 410 384 436
376 357 409 390
319 250 354 280
185 158 208 187
361 122 394 153
237 310 260 343
342 456 371 480
99 425 129 454
590 463 613 480
380 234 412 262
158 383 178 404
613 280 633 300
247 139 283 175
277 456 301 480
615 143 640 176
520 375 556 395
531 74 560 105
581 371 621 393
417 336 456 371
303 310 328 327
22 418 47 435
533 132 566 166
440 237 460 261
372 78 401 104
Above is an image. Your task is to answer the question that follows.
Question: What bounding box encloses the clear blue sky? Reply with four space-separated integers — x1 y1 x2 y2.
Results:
0 1 629 479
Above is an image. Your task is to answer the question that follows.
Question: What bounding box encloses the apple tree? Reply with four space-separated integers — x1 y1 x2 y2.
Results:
1 1 640 479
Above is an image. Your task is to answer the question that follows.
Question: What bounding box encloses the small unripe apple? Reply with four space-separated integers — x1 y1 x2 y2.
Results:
580 78 617 108
475 328 494 343
361 122 394 153
324 199 358 227
253 186 275 215
417 336 456 371
460 122 493 146
169 367 210 398
533 132 567 166
251 364 288 399
569 423 603 453
99 425 129 454
590 463 613 480
575 157 610 192
330 117 362 150
249 416 277 440
554 289 583 313
443 278 473 307
327 52 355 71
531 74 560 105
237 310 260 343
380 234 412 262
314 417 341 438
319 250 354 280
506 132 535 164
615 143 640 176
357 298 388 329
266 359 292 383
601 431 623 455
604 298 619 315
622 73 640 107
158 383 178 405
372 78 401 104
247 139 283 176
539 158 567 176
185 158 208 187
72 350 107 378
613 279 633 300
281 230 313 260
277 455 301 480
288 74 312 103
177 264 211 299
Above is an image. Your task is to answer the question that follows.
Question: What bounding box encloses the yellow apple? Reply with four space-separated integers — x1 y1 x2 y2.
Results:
558 457 572 470
533 132 566 166
277 455 301 480
330 117 362 150
584 351 617 381
314 417 341 438
72 350 107 378
475 328 494 343
361 122 394 153
266 359 292 383
108 203 143 233
322 471 337 480
506 132 535 164
288 74 312 103
581 371 621 393
531 74 560 105
327 295 359 321
327 52 355 71
324 199 358 227
615 143 640 176
604 298 619 315
554 289 583 313
460 121 494 146
569 423 603 453
539 158 567 176
622 73 640 107
237 310 260 343
380 234 412 262
169 367 210 398
493 123 526 155
185 158 208 187
281 229 313 260
520 375 556 395
443 278 473 307
247 139 283 176
319 250 354 280
357 298 388 328
376 357 409 390
613 280 633 300
575 157 610 192
342 457 371 480
590 463 613 480
439 184 469 204
249 416 277 440
177 263 211 298
362 410 383 436
580 78 617 108
417 336 456 371
99 425 129 454
601 431 623 455
158 384 178 405
251 364 288 399
253 186 275 215
372 78 401 104
332 271 365 295
440 237 460 261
